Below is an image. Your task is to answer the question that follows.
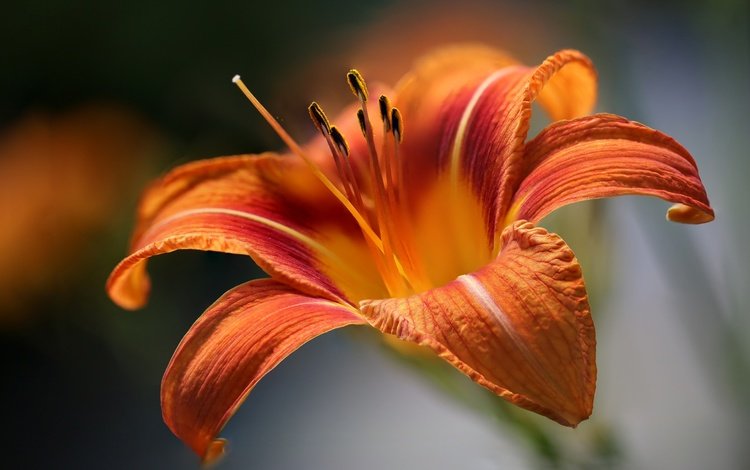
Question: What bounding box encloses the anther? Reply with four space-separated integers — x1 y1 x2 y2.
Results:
391 107 404 143
347 69 369 102
308 102 331 134
356 109 367 136
232 74 386 255
330 126 350 157
378 95 392 131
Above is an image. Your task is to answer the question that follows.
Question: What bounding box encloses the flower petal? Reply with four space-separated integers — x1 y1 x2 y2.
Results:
481 49 596 228
161 279 365 464
360 221 596 426
394 46 596 238
391 45 529 280
107 154 385 310
511 114 714 224
393 44 522 199
532 49 597 122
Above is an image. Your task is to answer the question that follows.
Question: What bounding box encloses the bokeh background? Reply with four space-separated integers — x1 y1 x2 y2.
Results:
2 0 748 468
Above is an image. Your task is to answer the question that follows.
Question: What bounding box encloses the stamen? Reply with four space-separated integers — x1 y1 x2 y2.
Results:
232 73 421 297
389 107 407 217
308 101 331 134
386 106 429 293
232 75 385 254
356 109 366 136
330 126 349 157
346 71 410 294
330 125 366 212
306 101 412 296
391 107 403 144
377 96 395 194
307 103 355 204
346 69 369 101
378 95 392 132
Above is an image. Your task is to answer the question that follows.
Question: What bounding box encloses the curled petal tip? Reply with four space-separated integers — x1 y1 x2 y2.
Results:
202 439 227 467
666 203 714 224
106 261 151 311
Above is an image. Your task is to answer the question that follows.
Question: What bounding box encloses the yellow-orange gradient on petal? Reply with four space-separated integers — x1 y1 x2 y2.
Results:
107 44 713 462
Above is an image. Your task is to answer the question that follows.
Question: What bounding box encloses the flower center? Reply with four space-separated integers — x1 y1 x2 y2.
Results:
233 73 425 297
306 71 433 298
232 72 487 300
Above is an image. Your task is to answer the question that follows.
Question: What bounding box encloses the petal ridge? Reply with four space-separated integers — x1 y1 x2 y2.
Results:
512 113 714 224
497 50 598 224
161 279 365 463
107 153 384 309
360 221 596 426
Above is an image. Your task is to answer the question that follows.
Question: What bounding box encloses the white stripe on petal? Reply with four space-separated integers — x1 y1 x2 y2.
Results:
456 273 562 394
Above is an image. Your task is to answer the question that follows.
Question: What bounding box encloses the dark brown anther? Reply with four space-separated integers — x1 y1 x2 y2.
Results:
356 109 367 136
308 102 331 134
330 126 350 157
347 69 369 102
378 95 392 131
391 107 403 143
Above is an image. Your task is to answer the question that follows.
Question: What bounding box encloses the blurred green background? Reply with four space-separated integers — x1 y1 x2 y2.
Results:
1 0 748 468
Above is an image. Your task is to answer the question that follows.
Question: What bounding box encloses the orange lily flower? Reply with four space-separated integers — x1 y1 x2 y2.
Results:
107 45 713 464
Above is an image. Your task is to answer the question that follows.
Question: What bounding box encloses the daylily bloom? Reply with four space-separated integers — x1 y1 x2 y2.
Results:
107 45 713 464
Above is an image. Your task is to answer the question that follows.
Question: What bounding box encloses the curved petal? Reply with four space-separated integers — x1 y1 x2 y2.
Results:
161 279 365 464
492 49 597 227
532 49 598 122
360 221 596 426
391 45 529 282
393 44 523 201
393 46 596 239
107 154 386 310
511 114 714 224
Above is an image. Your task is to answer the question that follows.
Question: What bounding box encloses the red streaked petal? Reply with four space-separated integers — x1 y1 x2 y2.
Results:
360 221 596 426
512 113 714 224
162 279 365 464
107 154 385 310
391 44 530 274
393 44 520 193
455 49 596 230
495 49 597 225
393 47 597 238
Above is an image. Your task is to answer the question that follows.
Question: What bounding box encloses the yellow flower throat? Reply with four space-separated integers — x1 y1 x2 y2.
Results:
232 72 491 301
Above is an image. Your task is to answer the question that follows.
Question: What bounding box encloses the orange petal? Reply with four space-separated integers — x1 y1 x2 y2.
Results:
532 49 597 122
512 113 714 224
488 49 596 226
161 279 365 464
394 47 596 235
360 221 596 426
393 44 522 202
107 154 385 310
